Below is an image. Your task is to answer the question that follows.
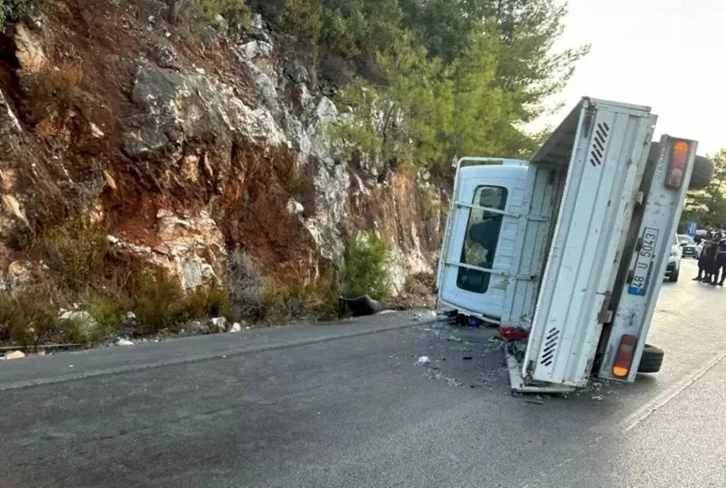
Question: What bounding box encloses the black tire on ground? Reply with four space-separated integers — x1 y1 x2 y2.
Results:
669 268 680 282
638 344 664 374
690 155 715 190
338 295 382 317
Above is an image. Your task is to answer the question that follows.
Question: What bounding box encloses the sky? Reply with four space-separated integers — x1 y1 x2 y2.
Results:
530 0 725 156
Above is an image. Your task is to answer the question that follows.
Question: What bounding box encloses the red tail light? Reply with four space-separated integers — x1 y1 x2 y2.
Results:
612 334 637 378
666 141 689 189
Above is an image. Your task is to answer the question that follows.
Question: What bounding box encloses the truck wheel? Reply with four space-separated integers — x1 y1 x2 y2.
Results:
689 155 714 190
638 344 664 373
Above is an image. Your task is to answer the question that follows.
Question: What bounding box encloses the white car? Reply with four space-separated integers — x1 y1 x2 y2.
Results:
666 234 681 282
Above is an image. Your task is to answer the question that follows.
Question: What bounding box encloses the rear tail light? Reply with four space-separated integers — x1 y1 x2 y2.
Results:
666 141 689 189
612 334 637 378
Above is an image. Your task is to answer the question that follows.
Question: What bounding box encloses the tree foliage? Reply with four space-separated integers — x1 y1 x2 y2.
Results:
681 150 726 229
308 0 588 169
321 0 404 57
283 0 323 41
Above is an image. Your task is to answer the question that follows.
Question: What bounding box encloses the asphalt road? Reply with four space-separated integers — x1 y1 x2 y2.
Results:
1 259 725 488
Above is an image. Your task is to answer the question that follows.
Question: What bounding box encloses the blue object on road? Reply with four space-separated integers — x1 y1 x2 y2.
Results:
468 316 483 328
686 222 697 238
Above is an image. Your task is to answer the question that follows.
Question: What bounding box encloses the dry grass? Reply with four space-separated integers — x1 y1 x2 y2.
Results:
21 63 84 123
261 278 339 323
227 250 265 321
35 216 108 291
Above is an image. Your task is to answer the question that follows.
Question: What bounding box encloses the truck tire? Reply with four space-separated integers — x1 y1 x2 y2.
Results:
638 344 664 373
689 155 714 190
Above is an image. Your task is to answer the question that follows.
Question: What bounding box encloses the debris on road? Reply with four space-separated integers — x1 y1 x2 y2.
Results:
229 323 243 333
417 356 431 366
524 396 545 405
4 350 26 360
210 317 228 332
463 356 473 361
115 338 134 346
424 368 463 387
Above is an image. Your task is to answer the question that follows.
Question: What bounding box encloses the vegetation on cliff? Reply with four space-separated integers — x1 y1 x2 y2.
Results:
0 0 587 347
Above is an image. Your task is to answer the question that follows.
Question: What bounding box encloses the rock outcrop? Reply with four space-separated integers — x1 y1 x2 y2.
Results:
0 0 444 298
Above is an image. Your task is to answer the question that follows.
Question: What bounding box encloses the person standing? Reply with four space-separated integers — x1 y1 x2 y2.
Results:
715 230 726 286
704 228 724 285
699 234 718 284
695 238 710 281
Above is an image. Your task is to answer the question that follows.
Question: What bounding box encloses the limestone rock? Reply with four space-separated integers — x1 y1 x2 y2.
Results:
14 24 48 74
4 350 26 360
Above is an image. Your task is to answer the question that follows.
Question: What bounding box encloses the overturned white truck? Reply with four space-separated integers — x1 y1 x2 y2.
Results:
436 97 714 393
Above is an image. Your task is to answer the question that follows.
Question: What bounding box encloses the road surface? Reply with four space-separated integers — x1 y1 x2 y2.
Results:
1 259 724 488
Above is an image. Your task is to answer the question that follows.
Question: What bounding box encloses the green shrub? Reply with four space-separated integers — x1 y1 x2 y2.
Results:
36 216 107 292
0 0 47 32
178 0 251 30
130 271 186 334
283 0 322 41
0 288 59 347
342 231 390 300
86 296 123 336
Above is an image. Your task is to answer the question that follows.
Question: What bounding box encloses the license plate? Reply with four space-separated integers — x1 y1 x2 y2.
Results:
628 227 660 296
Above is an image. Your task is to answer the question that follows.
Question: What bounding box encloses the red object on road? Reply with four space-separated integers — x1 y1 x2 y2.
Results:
498 328 529 342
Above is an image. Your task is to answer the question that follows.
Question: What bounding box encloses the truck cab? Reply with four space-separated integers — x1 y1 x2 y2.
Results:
437 97 705 392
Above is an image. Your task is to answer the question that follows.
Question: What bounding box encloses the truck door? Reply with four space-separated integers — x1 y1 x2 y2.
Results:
437 162 529 322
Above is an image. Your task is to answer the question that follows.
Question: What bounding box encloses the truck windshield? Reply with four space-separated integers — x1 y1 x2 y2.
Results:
457 186 508 294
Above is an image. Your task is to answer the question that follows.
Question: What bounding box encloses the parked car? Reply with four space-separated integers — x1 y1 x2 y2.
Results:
666 234 682 282
678 234 699 258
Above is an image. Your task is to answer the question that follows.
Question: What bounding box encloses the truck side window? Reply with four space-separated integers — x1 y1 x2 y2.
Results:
457 186 508 294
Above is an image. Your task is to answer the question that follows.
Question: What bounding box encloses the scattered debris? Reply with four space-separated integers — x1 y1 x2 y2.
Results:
447 335 463 343
525 397 545 405
229 322 242 333
416 356 431 366
463 356 473 361
115 338 134 346
424 368 463 387
592 395 603 401
4 350 26 360
210 317 228 332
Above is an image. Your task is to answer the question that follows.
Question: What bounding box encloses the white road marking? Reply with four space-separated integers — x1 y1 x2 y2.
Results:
621 349 726 432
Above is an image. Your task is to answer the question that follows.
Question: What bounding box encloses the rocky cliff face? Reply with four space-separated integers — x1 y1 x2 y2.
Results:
0 0 444 300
